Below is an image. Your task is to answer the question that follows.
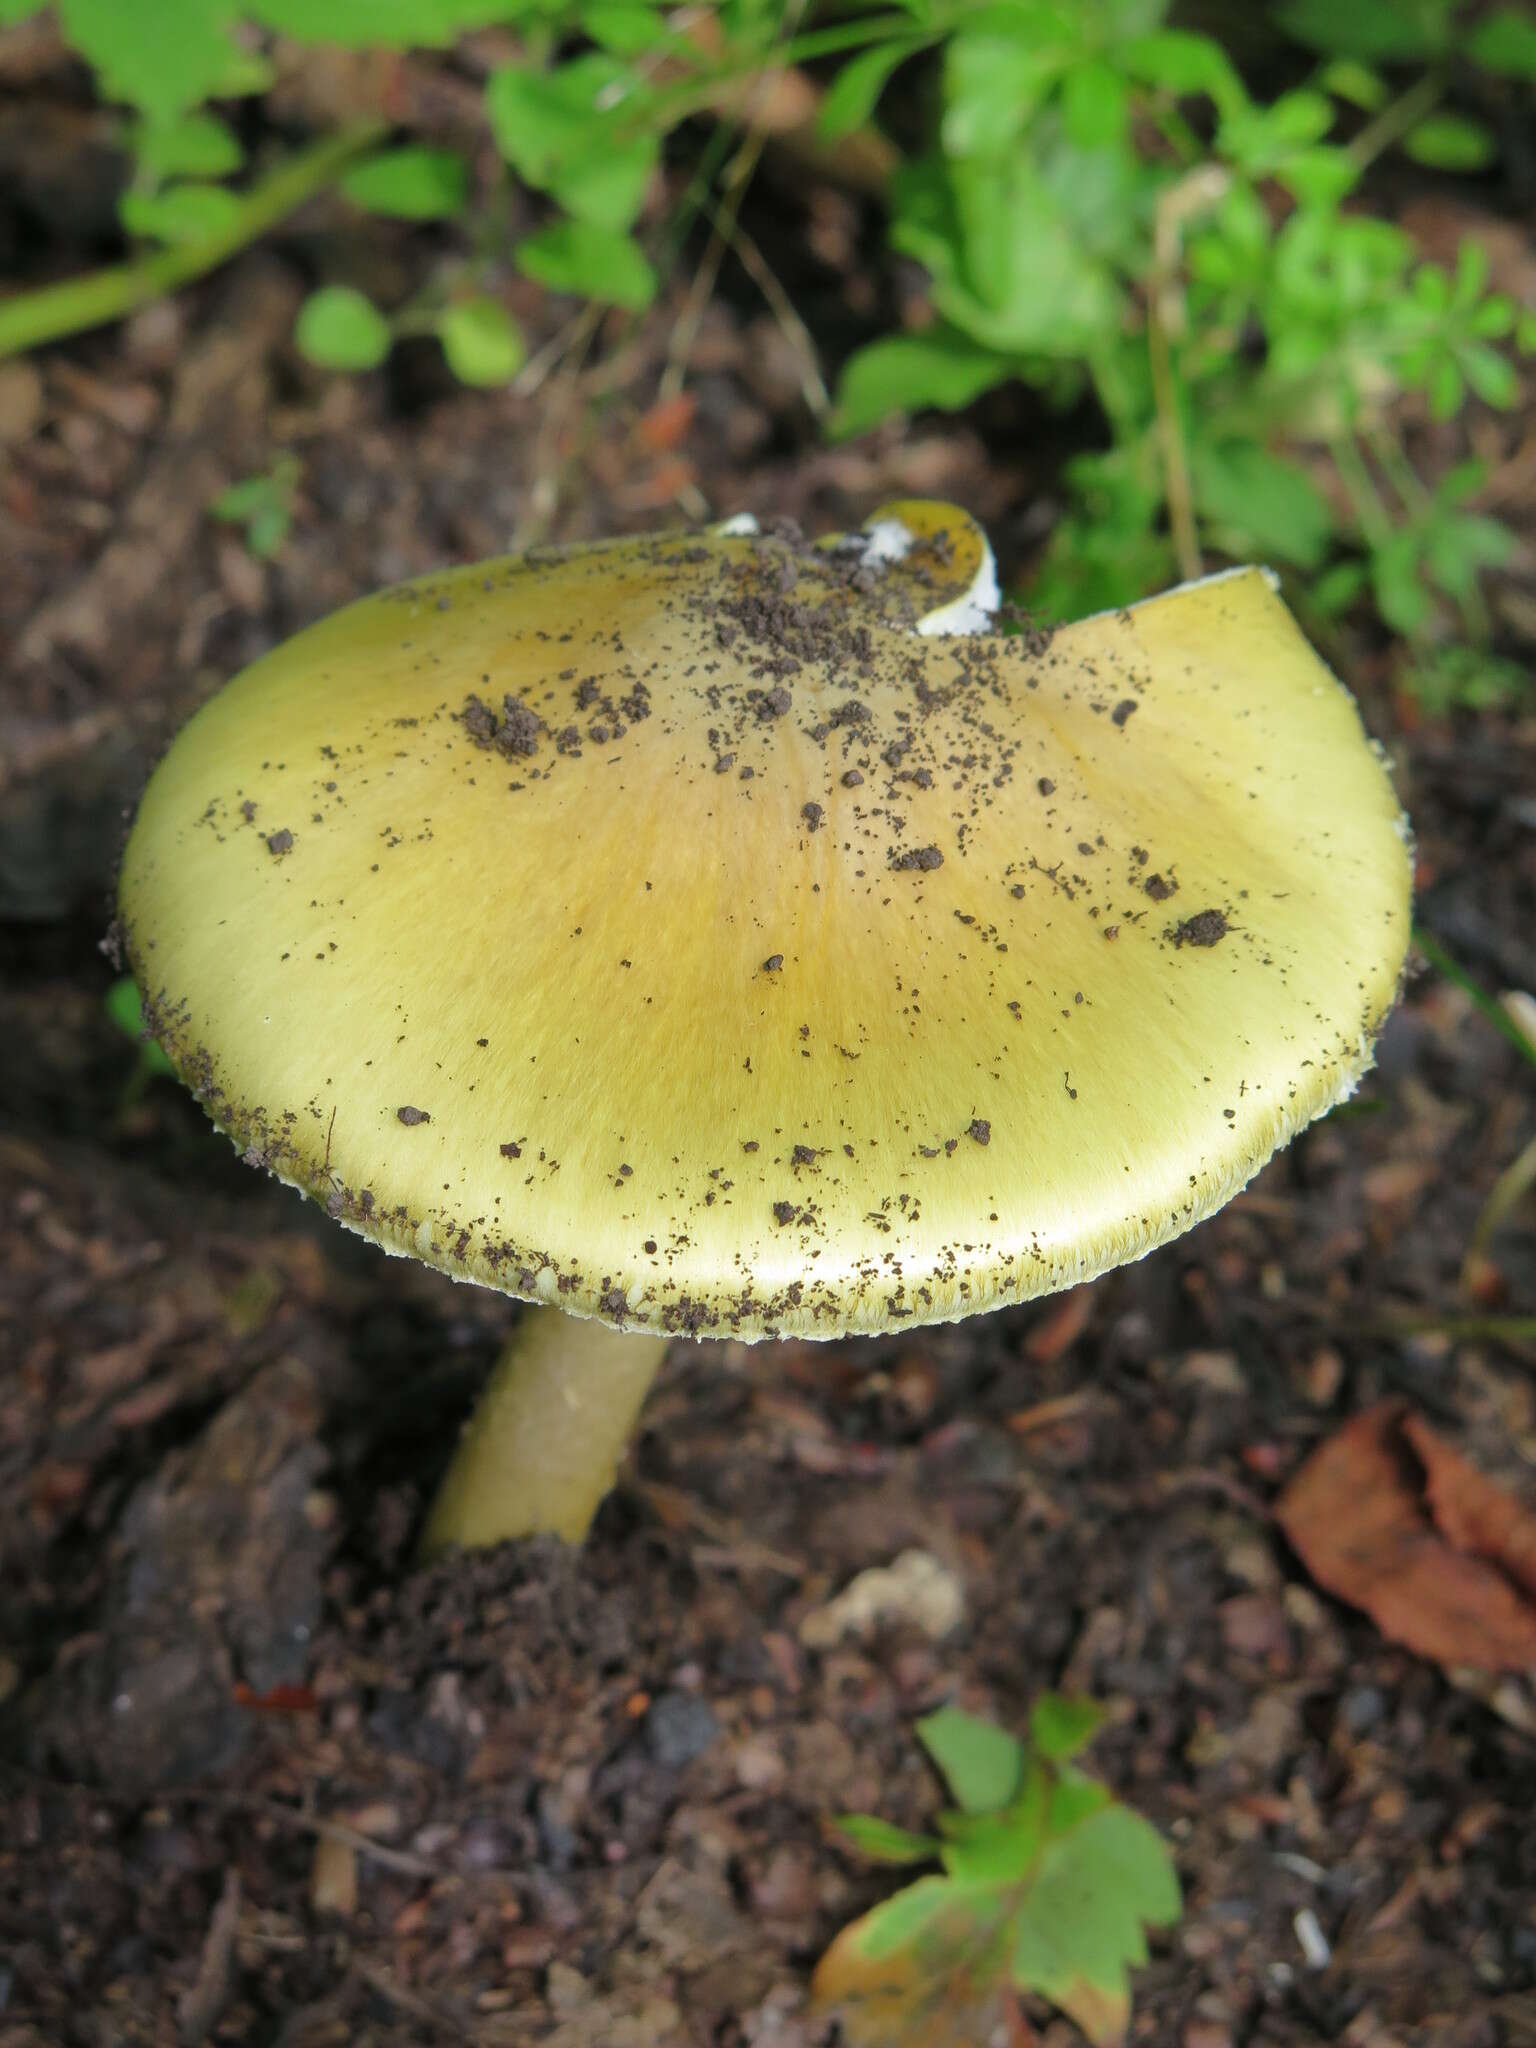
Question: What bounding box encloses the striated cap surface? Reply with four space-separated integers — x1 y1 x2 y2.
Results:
120 508 1411 1339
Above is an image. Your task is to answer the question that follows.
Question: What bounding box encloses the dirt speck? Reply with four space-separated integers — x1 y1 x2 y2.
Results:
397 1105 431 1126
1173 909 1230 948
266 829 294 856
968 1119 991 1146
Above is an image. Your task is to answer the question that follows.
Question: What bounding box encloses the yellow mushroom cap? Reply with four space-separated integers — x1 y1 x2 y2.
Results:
119 508 1411 1340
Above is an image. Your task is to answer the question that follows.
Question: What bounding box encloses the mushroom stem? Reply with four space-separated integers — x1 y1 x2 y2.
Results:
419 1314 671 1555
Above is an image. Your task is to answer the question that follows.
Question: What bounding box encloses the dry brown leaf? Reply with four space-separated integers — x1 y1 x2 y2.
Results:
1403 1413 1536 1602
1276 1401 1536 1673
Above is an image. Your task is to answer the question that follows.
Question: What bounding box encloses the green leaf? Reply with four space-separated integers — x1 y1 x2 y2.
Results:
1457 340 1519 408
831 327 1014 438
916 1707 1024 1813
819 38 927 140
580 1 671 54
131 112 243 178
814 1709 1180 2048
1370 530 1433 635
1469 7 1536 78
1277 145 1358 208
295 285 392 370
60 0 241 119
0 0 46 21
1318 57 1388 110
437 296 525 385
1403 646 1528 714
1118 30 1247 116
1220 88 1334 175
832 1816 944 1866
1030 450 1173 621
1403 113 1497 172
105 978 175 1075
1277 0 1455 61
938 1771 1049 1885
1030 1693 1107 1763
515 218 657 309
210 476 273 521
897 154 1120 355
1309 559 1367 617
119 182 243 245
248 0 526 44
813 1872 1021 2045
1060 59 1130 148
1191 440 1336 569
244 503 291 558
1428 354 1464 419
487 57 658 229
216 48 278 96
1008 1802 1181 2044
941 31 1066 156
341 146 469 220
211 456 299 556
1450 239 1490 307
1471 292 1516 339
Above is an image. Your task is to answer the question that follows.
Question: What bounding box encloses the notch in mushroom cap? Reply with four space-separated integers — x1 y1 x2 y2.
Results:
119 505 1411 1552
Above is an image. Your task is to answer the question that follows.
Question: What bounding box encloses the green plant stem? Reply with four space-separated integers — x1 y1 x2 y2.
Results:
1331 431 1394 547
1368 424 1430 516
1147 302 1199 582
1347 69 1445 173
1151 103 1204 167
1376 1311 1536 1346
641 12 944 132
1413 925 1536 1073
0 119 388 360
1464 1131 1536 1283
1147 167 1228 585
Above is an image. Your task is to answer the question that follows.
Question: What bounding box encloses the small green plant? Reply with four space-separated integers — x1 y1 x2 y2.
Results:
814 1694 1181 2047
1 0 1531 707
827 0 1535 708
105 975 176 1105
209 453 301 557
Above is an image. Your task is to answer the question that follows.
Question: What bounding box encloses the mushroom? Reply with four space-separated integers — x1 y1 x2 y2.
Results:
118 504 1411 1554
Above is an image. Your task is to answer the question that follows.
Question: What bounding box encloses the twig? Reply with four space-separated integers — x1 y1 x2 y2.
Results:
1348 70 1445 174
0 121 387 359
0 1763 448 1882
177 1868 242 2046
510 302 604 550
512 302 602 399
659 0 811 405
239 1794 445 1879
1147 165 1229 584
350 1959 473 2043
659 133 768 404
638 12 939 136
701 196 830 416
1464 1131 1536 1291
1375 1311 1536 1345
1414 926 1536 1073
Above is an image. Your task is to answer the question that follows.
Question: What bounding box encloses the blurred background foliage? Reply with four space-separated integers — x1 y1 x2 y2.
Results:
1 0 1532 707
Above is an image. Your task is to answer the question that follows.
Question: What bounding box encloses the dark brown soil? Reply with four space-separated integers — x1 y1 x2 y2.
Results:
3 72 1536 2048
